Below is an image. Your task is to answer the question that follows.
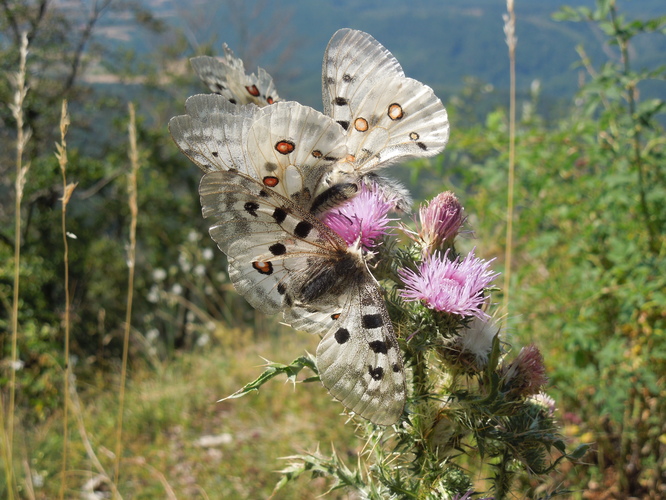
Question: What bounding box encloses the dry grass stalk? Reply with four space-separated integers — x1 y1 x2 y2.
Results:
68 371 123 499
113 102 140 497
502 0 517 318
56 99 76 500
4 31 31 500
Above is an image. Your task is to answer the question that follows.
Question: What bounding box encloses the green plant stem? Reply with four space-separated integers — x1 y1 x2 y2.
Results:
610 5 659 254
494 448 513 500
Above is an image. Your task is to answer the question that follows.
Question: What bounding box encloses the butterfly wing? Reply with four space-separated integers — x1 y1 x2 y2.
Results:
322 29 450 174
242 101 358 210
172 98 359 213
199 170 345 313
200 170 405 424
191 44 280 106
315 277 406 425
169 94 260 174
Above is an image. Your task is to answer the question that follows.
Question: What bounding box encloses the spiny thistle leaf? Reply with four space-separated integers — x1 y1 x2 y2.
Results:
218 354 318 402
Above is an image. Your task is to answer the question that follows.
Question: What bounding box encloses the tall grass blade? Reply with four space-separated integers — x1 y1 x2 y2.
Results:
5 31 31 500
113 102 140 497
56 99 75 500
502 0 517 318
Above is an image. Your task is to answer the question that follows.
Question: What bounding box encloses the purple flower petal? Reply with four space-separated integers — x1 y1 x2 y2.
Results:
322 184 395 250
399 249 499 318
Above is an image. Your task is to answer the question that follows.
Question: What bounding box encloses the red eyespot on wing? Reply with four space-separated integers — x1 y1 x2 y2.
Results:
275 140 295 155
331 313 341 320
263 176 279 187
252 261 273 275
266 96 274 104
246 85 260 96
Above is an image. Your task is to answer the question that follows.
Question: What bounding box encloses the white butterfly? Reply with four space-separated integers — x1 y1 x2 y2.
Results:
190 44 280 107
170 29 450 424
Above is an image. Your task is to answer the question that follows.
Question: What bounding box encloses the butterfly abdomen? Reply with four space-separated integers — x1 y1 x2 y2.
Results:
296 252 363 304
310 182 358 215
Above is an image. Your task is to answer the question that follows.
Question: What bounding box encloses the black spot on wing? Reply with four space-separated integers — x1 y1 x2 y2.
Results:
368 365 384 381
269 243 286 256
272 207 288 224
294 220 313 238
335 328 350 344
244 201 259 217
362 314 383 329
369 340 388 354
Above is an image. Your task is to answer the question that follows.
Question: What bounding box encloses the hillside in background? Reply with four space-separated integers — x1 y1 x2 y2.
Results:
91 0 665 111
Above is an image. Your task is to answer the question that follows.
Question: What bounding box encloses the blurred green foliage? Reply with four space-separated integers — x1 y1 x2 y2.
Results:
1 0 665 497
415 1 665 495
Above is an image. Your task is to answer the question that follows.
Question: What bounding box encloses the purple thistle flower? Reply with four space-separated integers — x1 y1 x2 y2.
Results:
322 184 395 250
398 249 499 318
362 174 413 213
418 191 466 255
500 344 548 398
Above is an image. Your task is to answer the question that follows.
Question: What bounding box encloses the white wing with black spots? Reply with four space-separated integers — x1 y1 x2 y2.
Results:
191 44 280 106
171 28 459 425
169 94 259 174
322 28 449 175
200 170 346 313
171 99 359 213
243 101 355 209
199 170 406 424
315 278 405 425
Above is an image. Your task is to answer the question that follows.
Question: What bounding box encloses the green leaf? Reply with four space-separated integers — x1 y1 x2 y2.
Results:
218 354 318 401
637 99 665 125
568 444 592 461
